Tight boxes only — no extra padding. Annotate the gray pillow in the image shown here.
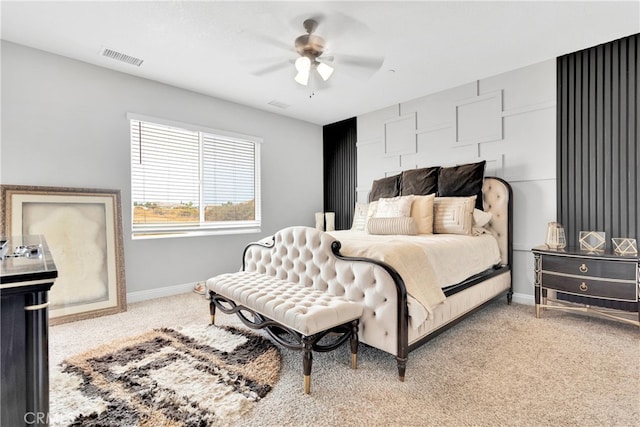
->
[369,174,401,202]
[401,166,440,196]
[437,161,486,209]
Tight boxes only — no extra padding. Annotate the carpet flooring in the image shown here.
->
[50,292,639,426]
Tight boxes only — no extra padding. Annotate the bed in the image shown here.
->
[321,174,513,378]
[236,167,512,379]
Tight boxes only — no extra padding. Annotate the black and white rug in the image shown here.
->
[50,325,281,426]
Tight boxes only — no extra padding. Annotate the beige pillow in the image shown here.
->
[410,194,435,234]
[374,195,414,218]
[368,217,418,235]
[351,203,370,231]
[364,201,378,232]
[433,196,476,235]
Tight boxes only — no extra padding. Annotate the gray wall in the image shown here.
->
[356,59,558,304]
[1,41,323,301]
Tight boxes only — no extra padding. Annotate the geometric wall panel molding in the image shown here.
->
[484,154,505,178]
[454,90,503,146]
[384,113,417,155]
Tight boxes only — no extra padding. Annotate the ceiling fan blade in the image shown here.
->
[243,31,294,52]
[250,61,291,76]
[335,54,384,71]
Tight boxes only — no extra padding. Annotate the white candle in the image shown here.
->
[315,212,324,230]
[325,212,335,231]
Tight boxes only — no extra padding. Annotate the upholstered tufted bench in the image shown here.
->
[206,229,365,394]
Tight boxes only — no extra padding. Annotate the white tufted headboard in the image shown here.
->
[482,177,512,267]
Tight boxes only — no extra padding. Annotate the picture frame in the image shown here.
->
[1,185,126,325]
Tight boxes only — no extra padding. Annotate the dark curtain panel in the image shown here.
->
[557,33,639,247]
[323,117,357,230]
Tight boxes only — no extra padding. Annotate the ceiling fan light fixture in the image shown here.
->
[316,62,334,81]
[295,70,310,86]
[295,56,311,72]
[294,56,311,85]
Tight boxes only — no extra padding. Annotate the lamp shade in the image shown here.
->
[295,56,311,72]
[294,70,309,85]
[294,56,311,85]
[316,62,334,81]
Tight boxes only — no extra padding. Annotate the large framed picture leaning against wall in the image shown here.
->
[1,185,126,325]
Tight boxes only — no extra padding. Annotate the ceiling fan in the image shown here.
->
[247,14,384,88]
[293,18,334,86]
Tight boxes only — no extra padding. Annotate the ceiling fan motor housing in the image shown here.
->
[295,34,325,60]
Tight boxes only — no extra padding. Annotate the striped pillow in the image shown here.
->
[433,196,476,235]
[368,217,418,235]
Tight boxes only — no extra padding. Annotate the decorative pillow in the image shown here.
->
[351,203,370,231]
[410,194,435,234]
[437,161,486,209]
[433,196,476,235]
[364,201,378,232]
[472,208,493,228]
[401,166,440,196]
[374,195,414,218]
[369,173,401,202]
[368,217,418,235]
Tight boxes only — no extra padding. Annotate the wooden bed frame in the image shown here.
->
[238,177,513,380]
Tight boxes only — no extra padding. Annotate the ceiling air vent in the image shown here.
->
[267,100,290,109]
[101,47,144,67]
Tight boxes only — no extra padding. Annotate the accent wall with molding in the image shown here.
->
[356,59,557,303]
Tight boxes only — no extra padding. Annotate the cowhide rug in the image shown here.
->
[49,325,281,426]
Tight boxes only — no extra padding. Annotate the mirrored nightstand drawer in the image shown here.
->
[541,273,637,302]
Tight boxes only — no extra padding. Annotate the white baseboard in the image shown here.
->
[127,282,198,304]
[511,292,534,306]
[126,285,536,307]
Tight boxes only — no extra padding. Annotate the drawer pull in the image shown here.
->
[24,302,50,311]
[579,263,588,273]
[579,282,588,292]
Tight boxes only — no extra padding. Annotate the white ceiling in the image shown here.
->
[2,1,639,126]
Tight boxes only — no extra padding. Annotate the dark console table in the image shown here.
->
[532,245,639,328]
[1,236,57,426]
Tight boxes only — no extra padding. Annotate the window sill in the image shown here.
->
[132,227,262,240]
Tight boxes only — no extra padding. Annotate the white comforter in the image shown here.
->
[327,230,502,326]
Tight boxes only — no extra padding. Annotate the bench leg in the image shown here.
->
[209,297,216,325]
[302,336,314,394]
[350,319,359,370]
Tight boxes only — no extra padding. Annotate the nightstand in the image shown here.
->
[532,245,639,328]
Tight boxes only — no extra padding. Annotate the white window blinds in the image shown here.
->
[129,115,261,238]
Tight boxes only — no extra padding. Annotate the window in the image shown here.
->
[128,114,261,238]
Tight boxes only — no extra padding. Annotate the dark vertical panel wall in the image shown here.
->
[323,117,357,230]
[557,33,639,247]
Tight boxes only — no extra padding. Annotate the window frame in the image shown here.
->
[127,113,262,240]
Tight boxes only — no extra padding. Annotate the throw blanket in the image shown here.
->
[328,231,502,318]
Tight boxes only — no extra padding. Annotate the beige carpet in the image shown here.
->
[50,293,639,427]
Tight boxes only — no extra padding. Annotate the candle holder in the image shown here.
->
[545,222,566,249]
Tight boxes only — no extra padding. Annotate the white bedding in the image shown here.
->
[327,230,502,327]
